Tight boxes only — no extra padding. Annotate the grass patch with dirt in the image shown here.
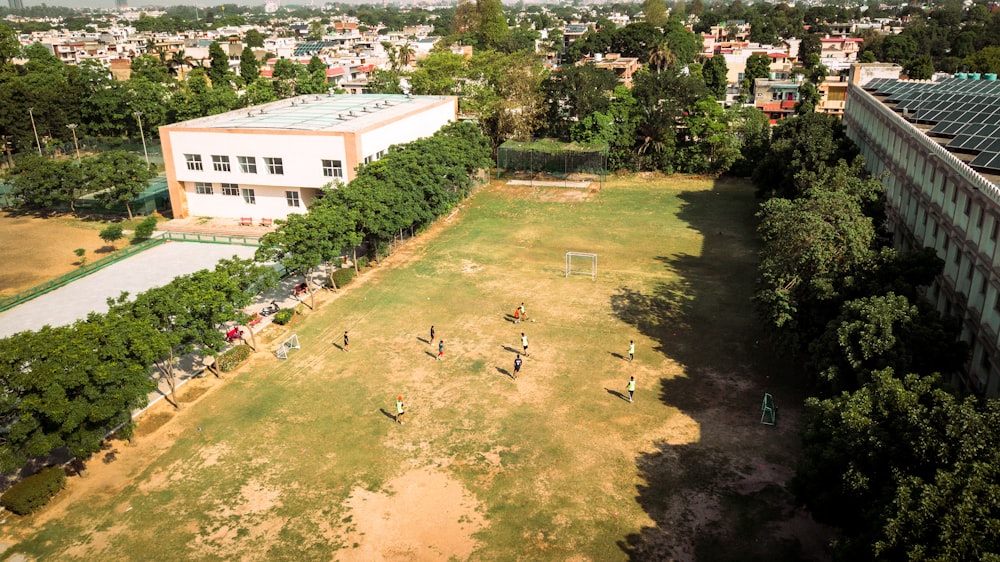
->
[1,176,826,561]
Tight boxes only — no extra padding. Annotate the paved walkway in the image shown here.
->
[0,242,258,339]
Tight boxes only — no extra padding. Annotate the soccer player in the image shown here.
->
[627,376,636,403]
[395,396,405,424]
[430,325,435,343]
[343,331,349,352]
[438,340,444,360]
[521,333,529,356]
[628,340,635,362]
[513,354,522,379]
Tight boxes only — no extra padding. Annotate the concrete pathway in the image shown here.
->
[0,241,257,339]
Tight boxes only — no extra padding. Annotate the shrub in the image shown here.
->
[99,224,124,246]
[331,267,355,288]
[216,344,252,372]
[133,216,158,240]
[272,308,294,325]
[356,256,370,269]
[0,466,67,516]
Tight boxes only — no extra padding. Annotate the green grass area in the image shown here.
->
[6,175,814,560]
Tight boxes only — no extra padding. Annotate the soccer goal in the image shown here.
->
[565,252,597,280]
[276,333,301,360]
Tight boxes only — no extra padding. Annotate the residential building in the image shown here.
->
[817,75,850,117]
[579,53,641,87]
[159,94,458,221]
[843,68,1000,395]
[753,77,802,124]
[818,36,863,72]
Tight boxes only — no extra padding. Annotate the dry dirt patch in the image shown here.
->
[0,212,108,296]
[339,466,486,561]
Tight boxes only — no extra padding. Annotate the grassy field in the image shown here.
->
[1,176,825,561]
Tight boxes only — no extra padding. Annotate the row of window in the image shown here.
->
[193,182,300,207]
[185,154,345,179]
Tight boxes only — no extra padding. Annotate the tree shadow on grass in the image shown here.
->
[610,180,826,561]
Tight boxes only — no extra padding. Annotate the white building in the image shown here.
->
[159,93,458,220]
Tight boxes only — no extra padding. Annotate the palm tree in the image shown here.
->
[647,40,676,74]
[167,49,193,76]
[396,42,415,71]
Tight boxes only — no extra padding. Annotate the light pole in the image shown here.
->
[66,123,80,161]
[133,111,150,166]
[27,107,42,156]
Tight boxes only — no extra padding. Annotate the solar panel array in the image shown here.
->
[863,77,1000,175]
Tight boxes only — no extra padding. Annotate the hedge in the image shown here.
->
[1,466,67,515]
[272,308,294,325]
[217,344,252,372]
[331,267,356,288]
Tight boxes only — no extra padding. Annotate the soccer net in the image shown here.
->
[566,252,597,280]
[276,333,301,360]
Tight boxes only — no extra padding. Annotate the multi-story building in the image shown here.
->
[159,93,457,221]
[843,68,1000,395]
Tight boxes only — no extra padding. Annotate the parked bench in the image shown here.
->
[240,217,253,226]
[293,282,309,296]
[247,313,262,327]
[260,218,273,227]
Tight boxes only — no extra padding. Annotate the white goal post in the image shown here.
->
[276,334,301,360]
[565,252,597,280]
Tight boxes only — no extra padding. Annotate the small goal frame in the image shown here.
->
[565,252,597,280]
[276,333,301,359]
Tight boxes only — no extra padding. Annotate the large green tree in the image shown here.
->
[541,63,618,140]
[88,150,156,220]
[794,370,1000,561]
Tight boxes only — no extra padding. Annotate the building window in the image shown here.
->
[964,198,972,216]
[264,157,284,175]
[322,159,343,178]
[238,156,257,174]
[242,188,256,204]
[185,154,203,171]
[221,183,239,196]
[364,155,373,165]
[954,250,961,265]
[968,261,975,280]
[992,220,999,242]
[981,277,988,295]
[212,155,231,172]
[286,191,301,207]
[978,208,985,229]
[376,150,385,159]
[195,182,213,195]
[952,188,958,204]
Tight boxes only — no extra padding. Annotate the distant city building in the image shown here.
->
[115,0,127,8]
[8,0,23,9]
[159,94,457,220]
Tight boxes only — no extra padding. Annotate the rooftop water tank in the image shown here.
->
[970,73,981,80]
[956,73,967,79]
[986,73,998,81]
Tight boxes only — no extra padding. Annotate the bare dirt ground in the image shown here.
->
[0,212,109,296]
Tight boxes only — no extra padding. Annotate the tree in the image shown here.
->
[643,0,668,27]
[647,40,676,74]
[208,41,230,87]
[0,320,154,473]
[307,19,326,41]
[133,216,158,240]
[702,55,728,100]
[752,112,857,200]
[130,53,172,84]
[88,151,156,220]
[244,29,265,49]
[728,105,770,176]
[239,48,261,84]
[963,46,1000,75]
[570,85,640,171]
[756,189,876,346]
[675,97,740,174]
[799,33,822,67]
[463,50,546,150]
[664,18,702,66]
[409,51,466,95]
[476,0,509,50]
[541,63,618,140]
[793,370,1000,561]
[0,23,22,69]
[367,69,404,94]
[795,81,821,114]
[6,156,88,211]
[99,224,125,249]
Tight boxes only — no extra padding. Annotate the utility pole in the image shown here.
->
[27,107,42,156]
[134,111,150,166]
[66,123,80,161]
